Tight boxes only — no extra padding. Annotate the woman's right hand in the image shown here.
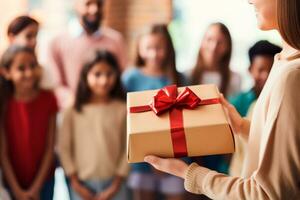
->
[220,94,249,136]
[70,175,94,200]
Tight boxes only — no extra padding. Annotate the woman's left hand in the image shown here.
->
[144,156,189,179]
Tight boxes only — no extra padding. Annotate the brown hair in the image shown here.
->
[135,24,182,86]
[190,22,232,96]
[0,46,38,118]
[74,50,125,112]
[7,15,39,36]
[277,0,300,52]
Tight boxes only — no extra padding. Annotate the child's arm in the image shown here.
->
[69,174,94,200]
[58,109,95,199]
[27,115,56,199]
[0,129,30,200]
[95,114,129,200]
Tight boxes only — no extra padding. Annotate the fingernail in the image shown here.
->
[144,156,154,163]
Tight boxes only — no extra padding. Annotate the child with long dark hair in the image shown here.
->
[58,50,129,200]
[190,22,241,97]
[122,24,186,200]
[187,23,241,183]
[0,46,57,200]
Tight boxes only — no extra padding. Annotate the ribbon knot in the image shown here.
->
[149,85,201,115]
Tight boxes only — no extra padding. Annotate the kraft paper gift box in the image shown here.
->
[127,84,235,163]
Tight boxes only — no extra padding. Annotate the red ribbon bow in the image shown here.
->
[149,85,201,115]
[130,85,220,158]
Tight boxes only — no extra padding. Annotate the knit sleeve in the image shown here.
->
[115,109,130,177]
[57,108,77,176]
[184,69,300,200]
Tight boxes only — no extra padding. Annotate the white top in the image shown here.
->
[201,71,241,97]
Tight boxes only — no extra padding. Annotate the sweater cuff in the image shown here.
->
[63,163,77,177]
[184,163,210,194]
[116,156,130,177]
[116,165,129,178]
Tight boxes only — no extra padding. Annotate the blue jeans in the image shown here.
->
[40,176,55,200]
[71,178,129,200]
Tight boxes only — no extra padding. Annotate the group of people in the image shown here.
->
[1,0,297,200]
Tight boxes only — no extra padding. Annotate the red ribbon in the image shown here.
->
[130,85,220,158]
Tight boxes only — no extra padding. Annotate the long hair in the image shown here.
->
[191,22,232,96]
[0,46,37,118]
[74,50,126,112]
[277,0,300,53]
[7,15,39,36]
[135,24,182,86]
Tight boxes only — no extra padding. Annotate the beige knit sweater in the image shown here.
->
[58,100,129,180]
[184,55,300,200]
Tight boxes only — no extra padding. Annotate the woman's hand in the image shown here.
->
[144,156,189,179]
[220,94,249,136]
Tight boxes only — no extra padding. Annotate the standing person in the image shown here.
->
[48,0,127,108]
[122,24,186,200]
[58,50,129,200]
[187,23,241,186]
[229,40,282,177]
[0,46,58,200]
[145,0,300,199]
[7,15,39,51]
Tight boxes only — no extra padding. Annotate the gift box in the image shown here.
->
[127,84,235,163]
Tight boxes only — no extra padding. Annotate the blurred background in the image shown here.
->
[0,0,281,89]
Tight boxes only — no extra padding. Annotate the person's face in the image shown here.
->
[4,52,40,93]
[248,0,278,30]
[249,55,273,92]
[76,0,103,33]
[200,25,229,68]
[87,61,117,99]
[9,24,38,50]
[139,33,168,69]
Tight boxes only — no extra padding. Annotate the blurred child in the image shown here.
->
[58,50,129,200]
[7,16,39,50]
[122,24,186,200]
[189,22,241,97]
[229,40,282,176]
[0,46,57,200]
[186,24,240,186]
[185,22,239,200]
[229,40,282,117]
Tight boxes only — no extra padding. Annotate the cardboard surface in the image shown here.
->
[127,84,235,163]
